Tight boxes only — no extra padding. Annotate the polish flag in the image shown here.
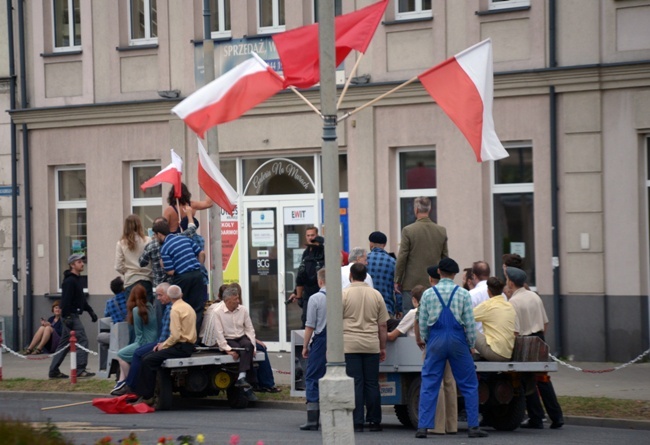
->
[272,0,388,89]
[418,39,509,162]
[172,53,284,138]
[140,149,183,197]
[197,141,238,215]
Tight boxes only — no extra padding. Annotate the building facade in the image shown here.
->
[3,0,650,359]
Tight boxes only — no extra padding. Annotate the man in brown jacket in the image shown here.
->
[394,197,448,312]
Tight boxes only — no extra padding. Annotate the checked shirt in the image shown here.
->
[418,278,476,347]
[367,247,401,315]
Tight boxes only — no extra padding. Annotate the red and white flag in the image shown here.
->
[172,53,284,138]
[273,0,388,89]
[418,39,508,162]
[197,141,238,215]
[140,149,183,197]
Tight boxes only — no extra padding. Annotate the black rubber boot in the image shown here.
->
[299,403,320,431]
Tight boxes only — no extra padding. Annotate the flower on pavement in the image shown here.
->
[230,434,241,445]
[197,434,205,443]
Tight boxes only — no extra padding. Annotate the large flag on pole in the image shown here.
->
[197,141,238,215]
[418,39,508,162]
[273,0,388,89]
[140,149,183,197]
[172,53,284,138]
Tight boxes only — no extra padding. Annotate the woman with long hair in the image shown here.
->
[22,300,62,355]
[115,214,153,301]
[112,284,158,394]
[163,182,213,234]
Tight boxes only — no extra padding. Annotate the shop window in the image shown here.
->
[129,0,157,45]
[396,0,432,20]
[488,0,531,10]
[492,144,535,286]
[56,167,87,282]
[313,0,342,23]
[131,163,163,231]
[53,0,81,50]
[257,0,285,34]
[398,149,437,230]
[210,0,231,38]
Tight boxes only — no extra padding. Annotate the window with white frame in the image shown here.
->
[492,144,535,286]
[129,0,157,45]
[257,0,285,34]
[489,0,531,10]
[398,149,438,232]
[210,0,231,38]
[53,0,81,50]
[131,163,163,232]
[396,0,432,20]
[313,0,342,23]
[56,167,87,282]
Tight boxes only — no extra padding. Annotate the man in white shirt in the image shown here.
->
[469,261,490,333]
[341,247,373,288]
[211,287,257,389]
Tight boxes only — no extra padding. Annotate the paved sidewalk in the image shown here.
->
[2,348,648,402]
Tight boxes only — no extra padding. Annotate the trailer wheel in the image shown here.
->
[226,386,250,409]
[482,393,525,431]
[395,405,413,428]
[406,376,421,429]
[155,369,174,411]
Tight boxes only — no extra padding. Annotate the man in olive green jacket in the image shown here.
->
[394,197,448,312]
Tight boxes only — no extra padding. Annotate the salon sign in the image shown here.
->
[248,159,314,195]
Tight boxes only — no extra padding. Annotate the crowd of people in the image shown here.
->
[295,196,563,438]
[32,190,562,436]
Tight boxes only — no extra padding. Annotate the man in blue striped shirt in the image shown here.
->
[153,218,206,335]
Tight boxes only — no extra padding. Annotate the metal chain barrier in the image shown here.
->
[1,342,70,360]
[74,343,99,356]
[550,348,650,373]
[272,367,291,375]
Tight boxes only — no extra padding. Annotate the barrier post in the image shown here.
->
[0,329,4,381]
[69,330,77,384]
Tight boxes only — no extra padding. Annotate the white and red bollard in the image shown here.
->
[69,330,77,384]
[0,329,4,381]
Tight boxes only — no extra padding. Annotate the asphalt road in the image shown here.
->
[2,392,650,445]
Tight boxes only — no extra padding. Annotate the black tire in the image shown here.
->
[482,393,525,431]
[406,376,421,429]
[155,369,174,411]
[226,386,250,409]
[395,405,413,428]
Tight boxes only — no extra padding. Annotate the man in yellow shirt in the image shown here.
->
[136,285,196,404]
[473,277,516,361]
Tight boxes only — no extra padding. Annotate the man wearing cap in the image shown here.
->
[416,258,487,438]
[49,254,98,379]
[506,267,564,429]
[395,196,448,313]
[366,231,401,318]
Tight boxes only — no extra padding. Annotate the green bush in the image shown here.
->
[0,417,72,445]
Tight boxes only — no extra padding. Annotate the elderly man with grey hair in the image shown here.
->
[341,247,374,288]
[211,287,257,389]
[134,284,196,405]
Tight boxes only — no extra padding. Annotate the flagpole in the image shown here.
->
[175,198,183,232]
[337,74,419,122]
[289,86,323,118]
[203,1,224,296]
[336,53,364,110]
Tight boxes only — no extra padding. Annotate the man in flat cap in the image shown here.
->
[506,267,564,430]
[416,258,487,439]
[49,254,98,379]
[395,196,448,313]
[367,231,401,318]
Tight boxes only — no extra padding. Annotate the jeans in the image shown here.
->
[345,352,381,426]
[255,343,276,389]
[125,342,156,392]
[49,314,89,377]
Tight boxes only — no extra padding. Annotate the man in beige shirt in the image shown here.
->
[343,263,390,433]
[136,285,196,404]
[212,287,257,389]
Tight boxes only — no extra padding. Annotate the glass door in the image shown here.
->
[244,200,316,350]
